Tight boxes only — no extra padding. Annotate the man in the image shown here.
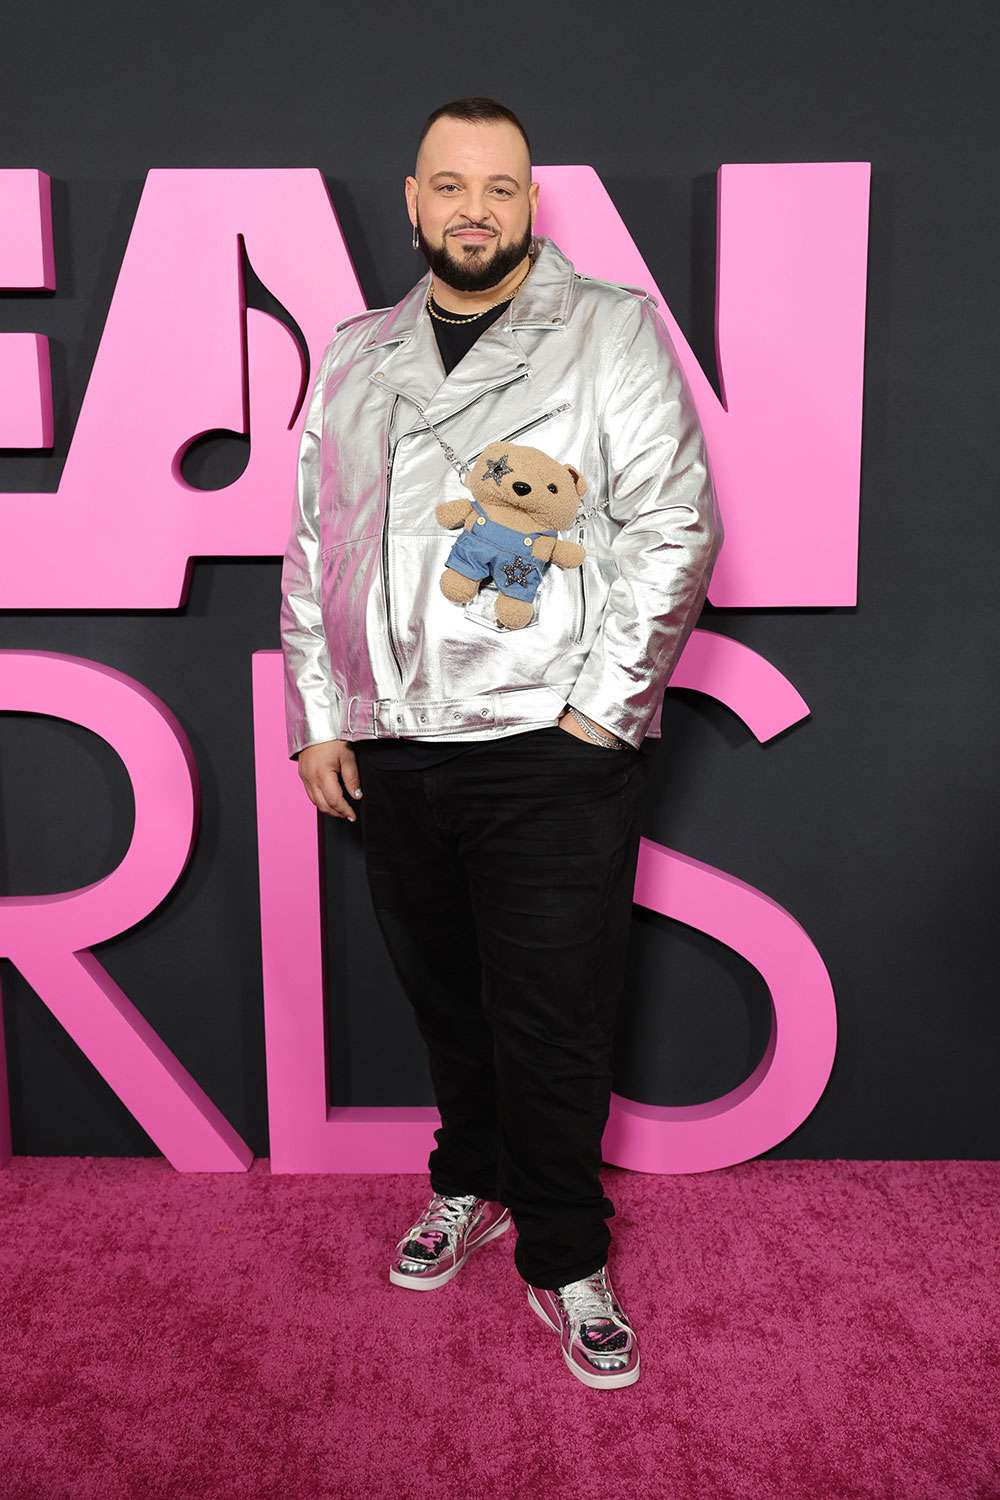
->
[279,96,724,1390]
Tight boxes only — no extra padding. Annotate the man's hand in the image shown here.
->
[297,739,363,821]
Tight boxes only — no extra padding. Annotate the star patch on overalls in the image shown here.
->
[502,554,535,589]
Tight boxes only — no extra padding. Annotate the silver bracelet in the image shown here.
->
[566,704,623,749]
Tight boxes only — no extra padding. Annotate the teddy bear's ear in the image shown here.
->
[565,464,588,499]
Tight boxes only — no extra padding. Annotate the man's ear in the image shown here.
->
[565,464,588,498]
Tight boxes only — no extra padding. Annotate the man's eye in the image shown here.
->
[436,184,513,195]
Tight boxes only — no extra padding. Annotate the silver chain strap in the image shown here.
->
[417,408,474,483]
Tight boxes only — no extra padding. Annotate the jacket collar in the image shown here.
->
[362,234,577,430]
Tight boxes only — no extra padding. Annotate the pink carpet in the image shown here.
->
[1,1159,997,1499]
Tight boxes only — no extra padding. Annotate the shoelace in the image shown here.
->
[399,1192,478,1255]
[557,1266,624,1332]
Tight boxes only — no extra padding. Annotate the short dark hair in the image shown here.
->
[415,97,532,170]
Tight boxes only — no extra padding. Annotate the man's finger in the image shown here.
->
[316,767,357,822]
[338,748,364,801]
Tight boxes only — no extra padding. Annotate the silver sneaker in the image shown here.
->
[389,1191,511,1290]
[527,1264,640,1388]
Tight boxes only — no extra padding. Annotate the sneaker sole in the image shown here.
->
[526,1285,641,1389]
[388,1208,512,1290]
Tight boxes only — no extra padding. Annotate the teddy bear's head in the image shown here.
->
[465,441,588,530]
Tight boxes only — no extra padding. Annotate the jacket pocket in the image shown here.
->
[463,582,541,632]
[389,533,582,701]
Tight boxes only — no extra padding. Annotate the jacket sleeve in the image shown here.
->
[279,342,344,759]
[567,295,724,750]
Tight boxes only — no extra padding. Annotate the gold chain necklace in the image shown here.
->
[426,246,535,324]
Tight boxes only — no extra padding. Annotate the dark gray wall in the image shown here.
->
[1,0,996,1158]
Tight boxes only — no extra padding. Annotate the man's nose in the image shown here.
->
[461,198,494,226]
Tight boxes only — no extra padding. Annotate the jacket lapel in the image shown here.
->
[362,235,577,433]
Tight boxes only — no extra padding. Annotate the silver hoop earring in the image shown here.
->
[412,222,419,249]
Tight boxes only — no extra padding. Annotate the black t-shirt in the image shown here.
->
[429,288,512,376]
[358,289,548,770]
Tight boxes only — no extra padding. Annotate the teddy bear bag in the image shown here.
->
[434,440,589,630]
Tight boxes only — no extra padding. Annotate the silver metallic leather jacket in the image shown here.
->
[279,234,724,758]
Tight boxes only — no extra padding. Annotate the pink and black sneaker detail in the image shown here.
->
[389,1191,511,1290]
[527,1264,640,1388]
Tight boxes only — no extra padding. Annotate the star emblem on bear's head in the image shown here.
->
[481,452,514,487]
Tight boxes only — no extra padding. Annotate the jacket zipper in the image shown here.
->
[381,393,405,689]
[400,368,533,448]
[460,399,574,467]
[574,525,587,642]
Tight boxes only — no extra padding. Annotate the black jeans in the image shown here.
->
[354,724,652,1289]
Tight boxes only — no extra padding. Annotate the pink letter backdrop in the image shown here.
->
[0,161,869,1173]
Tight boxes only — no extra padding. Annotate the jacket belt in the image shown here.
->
[345,685,566,739]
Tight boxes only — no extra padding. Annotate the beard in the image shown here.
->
[415,212,535,293]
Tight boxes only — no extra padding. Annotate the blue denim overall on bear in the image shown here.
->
[444,498,560,604]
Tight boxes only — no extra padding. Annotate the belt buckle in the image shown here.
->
[372,699,394,738]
